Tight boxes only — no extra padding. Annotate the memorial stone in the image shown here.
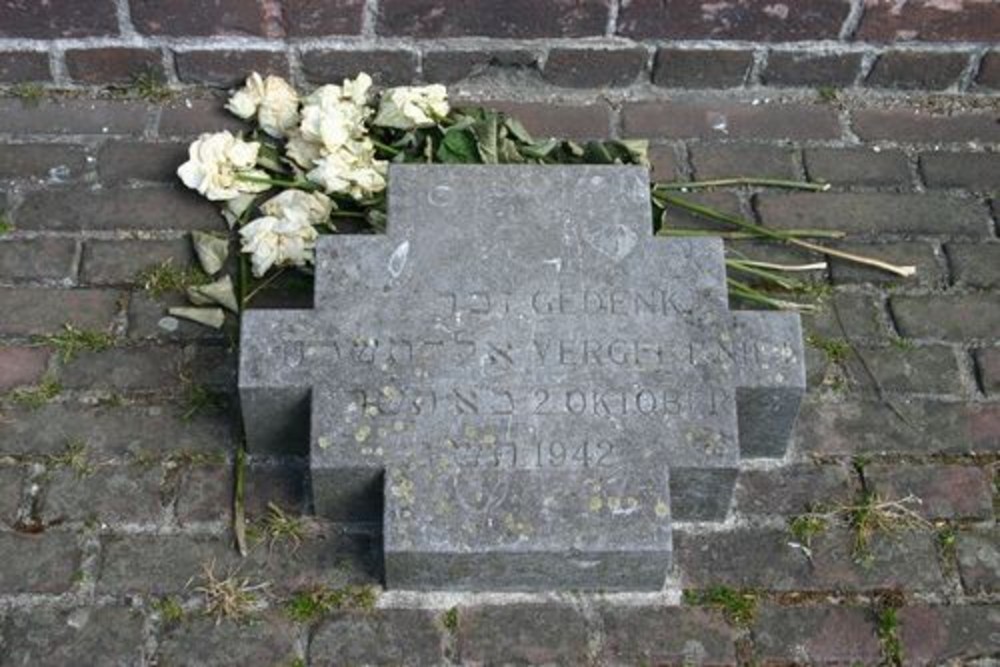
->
[239,165,806,590]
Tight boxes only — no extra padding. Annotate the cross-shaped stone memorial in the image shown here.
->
[239,165,806,591]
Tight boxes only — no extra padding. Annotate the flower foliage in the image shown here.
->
[177,71,648,279]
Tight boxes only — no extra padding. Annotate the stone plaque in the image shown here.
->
[239,165,805,591]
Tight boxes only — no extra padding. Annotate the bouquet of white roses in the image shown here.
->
[173,71,913,327]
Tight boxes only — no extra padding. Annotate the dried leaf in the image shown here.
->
[191,231,229,275]
[187,275,239,313]
[168,306,225,329]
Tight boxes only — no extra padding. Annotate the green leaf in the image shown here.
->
[519,139,559,160]
[583,142,615,164]
[472,112,499,164]
[497,137,525,163]
[503,117,533,144]
[611,139,650,166]
[437,128,481,163]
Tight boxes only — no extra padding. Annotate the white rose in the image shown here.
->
[306,140,386,201]
[261,189,333,228]
[225,72,265,119]
[226,72,300,138]
[177,131,270,201]
[239,213,319,277]
[256,75,300,138]
[373,84,449,130]
[285,130,324,169]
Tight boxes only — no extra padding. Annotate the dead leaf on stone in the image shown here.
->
[191,231,229,275]
[187,275,239,313]
[168,306,225,329]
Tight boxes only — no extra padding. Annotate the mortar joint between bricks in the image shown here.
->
[838,0,867,41]
[605,0,621,38]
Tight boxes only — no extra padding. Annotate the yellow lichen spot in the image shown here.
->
[317,436,332,450]
[354,424,371,443]
[482,433,497,445]
[607,496,621,512]
[393,420,405,432]
[655,500,669,518]
[377,427,388,438]
[381,385,399,400]
[365,405,379,417]
[464,425,478,439]
[589,495,604,512]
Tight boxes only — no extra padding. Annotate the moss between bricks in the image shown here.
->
[682,586,758,627]
[284,584,379,623]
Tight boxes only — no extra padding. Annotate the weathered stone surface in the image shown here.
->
[0,532,80,594]
[793,399,1000,457]
[623,100,840,140]
[892,294,1000,341]
[97,141,189,184]
[0,99,149,135]
[690,143,796,180]
[0,346,50,392]
[0,403,233,458]
[284,0,366,35]
[866,464,993,521]
[311,609,446,664]
[0,238,78,282]
[240,166,805,590]
[43,465,165,524]
[0,0,118,38]
[922,152,1000,192]
[734,464,855,517]
[0,288,120,336]
[0,51,50,82]
[803,147,911,187]
[898,605,1000,665]
[0,143,90,180]
[543,47,646,88]
[859,0,1000,42]
[377,0,609,38]
[762,52,862,87]
[156,613,299,665]
[0,466,23,524]
[59,346,183,391]
[753,605,882,665]
[652,48,753,88]
[97,533,241,595]
[867,51,968,90]
[853,109,1000,144]
[1,606,144,665]
[457,604,588,664]
[977,348,1000,395]
[676,527,946,592]
[956,528,999,594]
[948,244,1000,289]
[599,605,737,665]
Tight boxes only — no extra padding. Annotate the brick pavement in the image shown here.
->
[0,88,997,664]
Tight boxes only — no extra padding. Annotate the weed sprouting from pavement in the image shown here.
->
[33,323,114,362]
[193,560,269,624]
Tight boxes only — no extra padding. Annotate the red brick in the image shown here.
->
[735,464,855,516]
[843,345,963,395]
[97,141,188,185]
[676,527,946,592]
[899,605,1000,665]
[828,242,944,287]
[0,143,89,181]
[0,533,81,594]
[618,0,851,40]
[859,0,1000,42]
[43,466,164,524]
[0,288,119,336]
[458,605,588,664]
[0,238,78,282]
[377,0,610,38]
[921,152,1000,191]
[976,348,1000,395]
[0,52,50,83]
[59,347,183,391]
[0,346,50,392]
[753,606,882,665]
[793,399,1000,457]
[975,51,1000,89]
[690,143,796,179]
[648,143,682,181]
[174,50,289,87]
[454,99,611,140]
[956,529,999,594]
[542,48,646,88]
[81,239,195,286]
[622,100,841,140]
[866,464,993,520]
[853,109,1000,144]
[176,465,232,524]
[422,50,538,83]
[757,192,990,236]
[803,147,910,187]
[284,0,365,35]
[0,0,118,38]
[15,187,222,232]
[300,50,418,87]
[891,294,1000,341]
[600,606,736,665]
[0,99,150,135]
[157,97,248,137]
[652,48,753,88]
[660,191,744,232]
[866,51,968,90]
[64,48,164,85]
[129,0,268,36]
[762,51,862,87]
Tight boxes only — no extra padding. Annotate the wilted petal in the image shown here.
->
[168,306,226,329]
[191,231,230,275]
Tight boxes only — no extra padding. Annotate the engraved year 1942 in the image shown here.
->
[449,438,617,469]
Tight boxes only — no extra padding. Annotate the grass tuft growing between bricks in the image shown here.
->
[177,371,227,422]
[248,502,308,551]
[441,606,459,634]
[0,213,12,235]
[152,596,186,624]
[874,591,905,667]
[806,333,850,364]
[6,375,61,409]
[127,68,172,103]
[32,323,115,363]
[138,259,209,298]
[194,560,269,624]
[9,82,44,103]
[46,439,94,478]
[682,586,758,627]
[285,584,379,623]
